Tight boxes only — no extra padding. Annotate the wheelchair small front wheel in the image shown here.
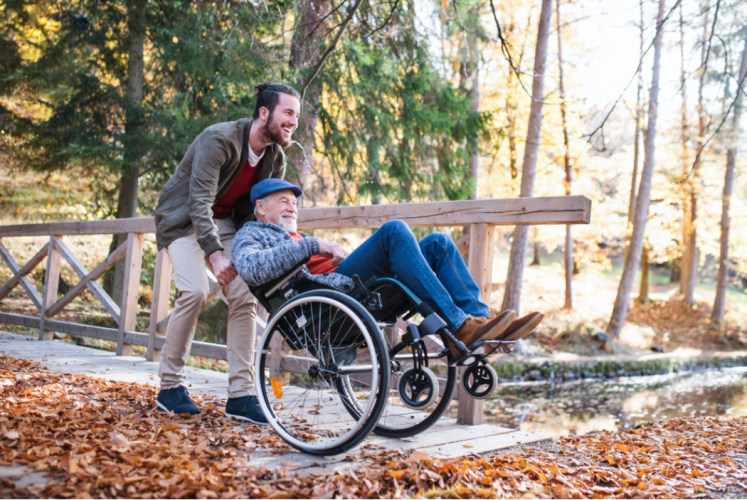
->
[398,366,439,410]
[255,291,390,456]
[462,362,497,399]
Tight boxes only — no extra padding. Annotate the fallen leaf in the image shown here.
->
[271,377,283,399]
[388,470,405,480]
[110,430,131,450]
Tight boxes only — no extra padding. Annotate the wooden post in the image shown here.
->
[117,232,144,356]
[457,223,495,425]
[39,236,63,341]
[147,248,171,362]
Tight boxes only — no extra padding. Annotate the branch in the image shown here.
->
[363,0,400,38]
[488,0,531,96]
[300,0,365,101]
[582,0,684,150]
[687,0,721,171]
[685,68,747,179]
[294,0,347,49]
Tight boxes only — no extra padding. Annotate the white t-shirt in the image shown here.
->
[248,146,265,166]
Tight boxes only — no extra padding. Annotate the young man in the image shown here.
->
[153,84,301,424]
[231,179,544,353]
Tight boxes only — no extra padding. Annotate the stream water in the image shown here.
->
[457,367,747,438]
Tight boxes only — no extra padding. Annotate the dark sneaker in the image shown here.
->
[156,386,200,415]
[225,395,269,425]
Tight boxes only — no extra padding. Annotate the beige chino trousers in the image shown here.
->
[158,218,257,398]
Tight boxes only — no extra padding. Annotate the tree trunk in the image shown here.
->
[502,0,553,313]
[684,0,716,304]
[627,0,645,246]
[286,0,330,198]
[504,10,533,186]
[678,2,692,291]
[556,0,572,309]
[713,35,746,322]
[638,244,650,304]
[506,69,519,183]
[531,237,541,266]
[468,68,479,200]
[459,18,480,201]
[670,256,681,282]
[109,0,147,305]
[607,0,666,341]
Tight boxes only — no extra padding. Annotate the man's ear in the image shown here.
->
[256,201,265,216]
[258,106,269,123]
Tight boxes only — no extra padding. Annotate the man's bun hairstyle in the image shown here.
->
[252,83,301,119]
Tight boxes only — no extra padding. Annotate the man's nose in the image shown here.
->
[288,115,298,129]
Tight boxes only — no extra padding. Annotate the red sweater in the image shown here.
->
[212,160,260,219]
[289,232,339,275]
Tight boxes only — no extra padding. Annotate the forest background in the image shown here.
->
[1,0,746,356]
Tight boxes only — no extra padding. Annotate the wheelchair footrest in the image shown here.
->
[448,339,516,367]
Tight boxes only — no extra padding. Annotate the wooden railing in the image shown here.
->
[0,195,591,424]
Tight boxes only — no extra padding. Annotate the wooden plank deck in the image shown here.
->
[0,331,550,473]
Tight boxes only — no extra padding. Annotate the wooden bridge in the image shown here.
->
[0,195,591,427]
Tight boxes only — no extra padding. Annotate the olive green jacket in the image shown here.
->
[154,119,286,255]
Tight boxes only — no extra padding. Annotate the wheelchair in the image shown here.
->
[250,260,516,456]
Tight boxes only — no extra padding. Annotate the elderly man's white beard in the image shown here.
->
[276,212,298,232]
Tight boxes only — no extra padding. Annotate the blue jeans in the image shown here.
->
[336,220,489,331]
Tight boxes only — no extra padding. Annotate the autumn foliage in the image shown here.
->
[1,354,746,499]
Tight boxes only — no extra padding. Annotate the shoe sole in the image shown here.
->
[155,400,200,416]
[502,313,544,341]
[481,311,517,342]
[225,411,270,426]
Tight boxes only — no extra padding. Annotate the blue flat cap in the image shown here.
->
[250,178,303,207]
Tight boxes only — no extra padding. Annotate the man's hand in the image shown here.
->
[318,239,347,266]
[208,250,238,286]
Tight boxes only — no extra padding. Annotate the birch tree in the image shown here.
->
[683,0,718,304]
[627,0,645,244]
[712,32,747,324]
[502,0,554,313]
[607,0,667,343]
[556,0,573,309]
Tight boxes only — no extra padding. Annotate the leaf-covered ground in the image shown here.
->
[2,353,747,499]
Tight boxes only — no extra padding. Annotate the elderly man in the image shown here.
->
[153,84,300,424]
[232,179,544,357]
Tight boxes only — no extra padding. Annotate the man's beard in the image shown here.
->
[276,212,298,232]
[261,111,292,148]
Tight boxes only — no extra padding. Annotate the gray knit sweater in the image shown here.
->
[232,222,355,293]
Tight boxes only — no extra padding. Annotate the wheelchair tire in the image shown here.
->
[255,290,390,456]
[337,331,458,439]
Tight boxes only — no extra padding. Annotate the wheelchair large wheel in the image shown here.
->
[255,290,390,456]
[337,328,457,438]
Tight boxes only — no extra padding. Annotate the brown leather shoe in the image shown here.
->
[499,312,544,341]
[450,310,516,355]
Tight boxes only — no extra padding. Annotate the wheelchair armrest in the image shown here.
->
[252,257,310,300]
